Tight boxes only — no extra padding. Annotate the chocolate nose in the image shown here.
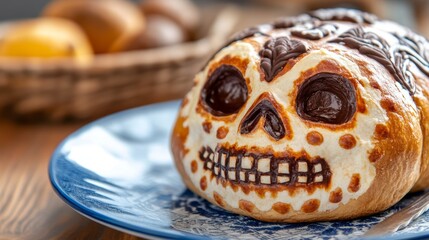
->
[240,99,286,140]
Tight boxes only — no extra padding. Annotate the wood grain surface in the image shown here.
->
[0,120,143,240]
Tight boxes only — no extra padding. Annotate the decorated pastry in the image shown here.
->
[43,0,145,54]
[171,8,429,222]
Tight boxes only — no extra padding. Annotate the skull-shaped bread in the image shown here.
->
[171,8,429,222]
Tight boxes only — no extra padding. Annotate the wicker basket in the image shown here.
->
[0,6,238,121]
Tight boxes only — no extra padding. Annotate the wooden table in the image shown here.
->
[0,119,143,240]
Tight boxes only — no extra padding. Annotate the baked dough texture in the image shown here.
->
[171,8,429,222]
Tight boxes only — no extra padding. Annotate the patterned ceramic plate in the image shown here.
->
[49,101,429,240]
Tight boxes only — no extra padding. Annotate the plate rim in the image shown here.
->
[48,100,429,240]
[49,100,208,240]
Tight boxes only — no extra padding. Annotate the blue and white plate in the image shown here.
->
[49,101,429,240]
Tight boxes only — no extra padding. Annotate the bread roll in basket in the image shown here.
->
[0,7,237,120]
[171,8,429,222]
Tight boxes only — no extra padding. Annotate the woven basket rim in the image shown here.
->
[0,6,239,72]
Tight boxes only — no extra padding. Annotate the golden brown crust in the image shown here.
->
[411,74,429,191]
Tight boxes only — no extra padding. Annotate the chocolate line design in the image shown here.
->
[329,27,428,95]
[291,22,339,40]
[199,146,331,186]
[391,33,429,90]
[259,37,307,82]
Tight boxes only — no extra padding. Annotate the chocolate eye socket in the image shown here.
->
[201,65,248,116]
[296,72,356,124]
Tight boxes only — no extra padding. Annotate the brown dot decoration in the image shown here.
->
[296,73,356,125]
[306,131,324,145]
[239,200,255,213]
[374,124,389,140]
[368,148,382,163]
[348,174,361,192]
[202,121,212,134]
[213,192,225,207]
[357,101,367,114]
[272,202,291,214]
[191,160,198,173]
[301,199,320,213]
[201,65,248,116]
[380,98,397,112]
[329,187,343,203]
[200,176,207,191]
[216,126,229,139]
[339,134,357,149]
[370,81,380,90]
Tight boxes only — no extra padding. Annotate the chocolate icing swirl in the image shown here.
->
[291,22,338,40]
[329,27,429,95]
[259,37,307,82]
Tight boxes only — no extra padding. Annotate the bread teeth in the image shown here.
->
[249,173,256,182]
[277,176,290,183]
[298,161,308,173]
[314,174,323,183]
[260,175,271,184]
[214,152,219,164]
[229,156,237,168]
[278,162,290,174]
[241,156,254,169]
[202,149,209,159]
[206,161,213,169]
[200,146,329,186]
[257,158,271,173]
[214,166,220,176]
[220,153,227,166]
[298,175,308,183]
[228,171,236,180]
[239,171,246,181]
[313,163,322,173]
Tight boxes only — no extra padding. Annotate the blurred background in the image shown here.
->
[0,0,426,32]
[0,0,428,121]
